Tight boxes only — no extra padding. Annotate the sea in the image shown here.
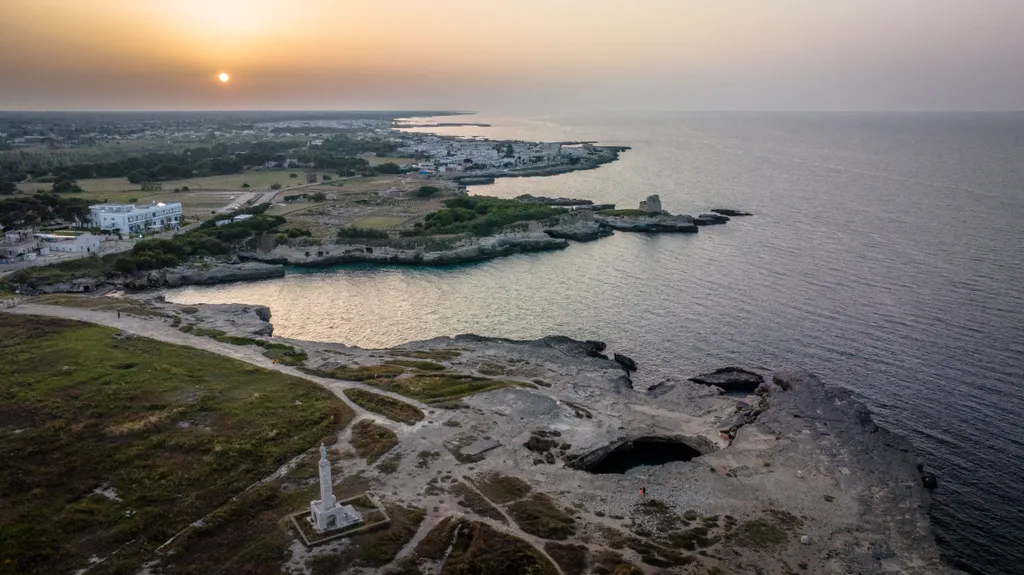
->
[165,112,1024,574]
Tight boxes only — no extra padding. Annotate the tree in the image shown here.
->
[322,174,332,181]
[270,183,282,190]
[289,173,298,179]
[242,183,250,188]
[181,186,190,191]
[415,185,440,198]
[311,192,327,202]
[52,178,83,194]
[374,162,401,175]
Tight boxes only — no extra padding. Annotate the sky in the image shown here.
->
[2,0,1023,112]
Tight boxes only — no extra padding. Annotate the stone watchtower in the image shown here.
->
[310,444,363,533]
[639,194,662,213]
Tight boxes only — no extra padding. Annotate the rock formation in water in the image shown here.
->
[690,366,765,392]
[595,212,700,233]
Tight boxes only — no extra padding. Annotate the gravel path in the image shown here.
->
[2,303,432,416]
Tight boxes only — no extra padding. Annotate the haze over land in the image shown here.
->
[2,0,1024,111]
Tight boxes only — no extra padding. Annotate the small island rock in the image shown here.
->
[690,367,765,393]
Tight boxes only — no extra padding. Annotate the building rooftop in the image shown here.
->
[90,201,182,213]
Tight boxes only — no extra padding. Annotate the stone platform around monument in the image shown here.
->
[289,492,391,547]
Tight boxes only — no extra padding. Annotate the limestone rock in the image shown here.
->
[696,213,730,225]
[542,210,613,242]
[614,353,638,372]
[243,233,569,267]
[711,208,753,217]
[187,303,275,336]
[595,213,699,233]
[515,194,593,206]
[689,367,765,393]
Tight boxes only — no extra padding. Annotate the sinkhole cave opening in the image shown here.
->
[582,437,705,474]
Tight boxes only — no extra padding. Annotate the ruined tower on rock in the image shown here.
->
[639,194,662,213]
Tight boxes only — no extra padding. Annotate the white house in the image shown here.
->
[1,229,38,261]
[89,202,183,235]
[40,233,101,254]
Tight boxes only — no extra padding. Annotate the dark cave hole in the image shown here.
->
[584,437,704,474]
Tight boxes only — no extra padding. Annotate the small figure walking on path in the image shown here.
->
[639,487,646,497]
[117,311,121,318]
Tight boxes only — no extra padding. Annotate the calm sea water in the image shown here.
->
[167,112,1024,574]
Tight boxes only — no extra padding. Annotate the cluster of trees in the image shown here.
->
[274,227,312,246]
[419,196,565,237]
[373,162,403,175]
[336,227,388,239]
[0,193,91,228]
[114,211,285,273]
[415,185,440,198]
[317,136,398,157]
[0,175,17,195]
[0,133,401,185]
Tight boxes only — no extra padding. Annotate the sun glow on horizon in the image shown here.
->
[218,72,230,83]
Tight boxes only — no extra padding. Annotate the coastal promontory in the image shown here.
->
[0,298,959,574]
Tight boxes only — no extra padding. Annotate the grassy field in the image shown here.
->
[343,388,425,425]
[21,170,313,195]
[20,177,134,194]
[14,185,256,218]
[366,156,416,166]
[0,314,354,575]
[27,294,169,317]
[350,216,408,229]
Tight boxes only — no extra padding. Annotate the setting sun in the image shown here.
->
[218,72,230,83]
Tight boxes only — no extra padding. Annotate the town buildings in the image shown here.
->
[89,202,183,235]
[38,233,101,253]
[1,229,38,262]
[0,230,102,263]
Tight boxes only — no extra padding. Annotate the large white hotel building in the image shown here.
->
[89,202,183,235]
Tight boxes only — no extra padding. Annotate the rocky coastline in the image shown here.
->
[8,261,285,296]
[240,232,569,267]
[595,212,700,233]
[88,299,958,574]
[449,145,630,185]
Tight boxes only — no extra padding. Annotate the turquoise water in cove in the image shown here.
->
[166,112,1024,574]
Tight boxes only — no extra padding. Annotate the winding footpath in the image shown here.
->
[2,303,434,416]
[2,302,572,574]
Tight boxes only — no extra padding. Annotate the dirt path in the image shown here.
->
[1,303,434,415]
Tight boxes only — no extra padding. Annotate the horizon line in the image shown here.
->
[2,108,1024,115]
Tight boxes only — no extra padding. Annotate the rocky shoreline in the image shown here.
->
[449,145,630,185]
[102,299,958,574]
[240,232,569,267]
[8,261,285,295]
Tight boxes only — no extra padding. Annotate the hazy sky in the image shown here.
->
[2,0,1023,111]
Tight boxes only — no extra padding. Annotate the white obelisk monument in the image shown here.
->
[310,444,363,533]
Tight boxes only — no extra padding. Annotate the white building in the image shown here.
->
[39,233,101,254]
[310,444,363,533]
[1,230,38,261]
[89,202,183,235]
